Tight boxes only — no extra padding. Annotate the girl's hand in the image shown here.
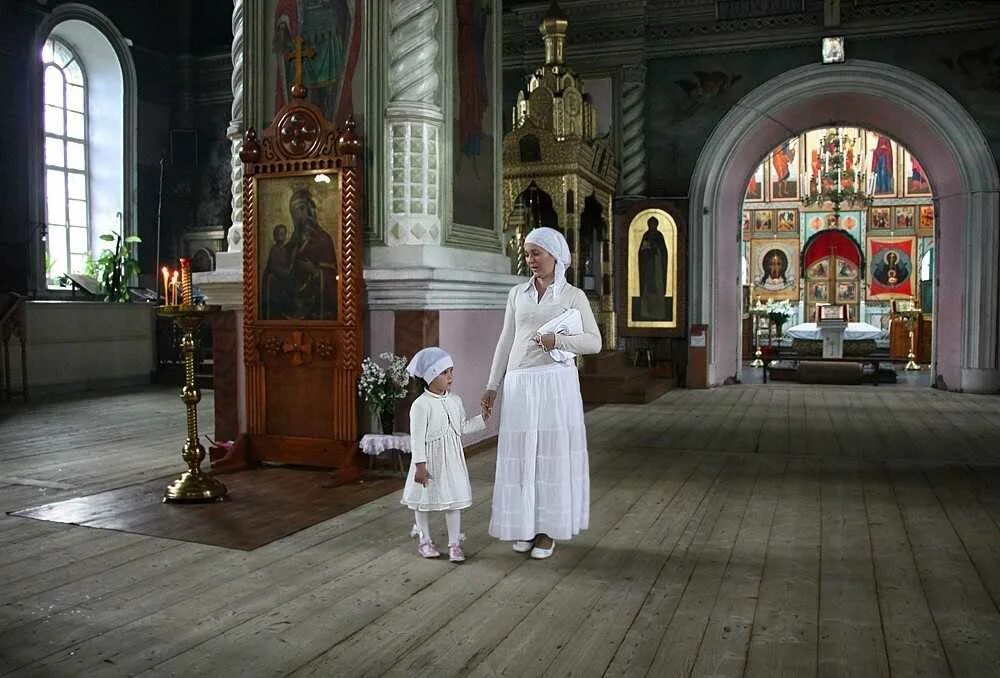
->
[538,333,556,351]
[480,389,497,417]
[414,463,431,486]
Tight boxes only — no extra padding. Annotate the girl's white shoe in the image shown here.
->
[512,540,533,553]
[530,541,555,559]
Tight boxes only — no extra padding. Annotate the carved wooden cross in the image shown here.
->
[287,36,316,92]
[282,331,313,366]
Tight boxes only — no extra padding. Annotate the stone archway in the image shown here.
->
[689,59,1000,393]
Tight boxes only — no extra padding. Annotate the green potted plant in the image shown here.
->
[91,232,142,303]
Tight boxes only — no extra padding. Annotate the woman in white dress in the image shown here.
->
[481,227,602,559]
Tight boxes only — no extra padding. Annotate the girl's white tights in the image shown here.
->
[413,509,462,545]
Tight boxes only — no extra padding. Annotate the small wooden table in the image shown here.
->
[359,433,411,478]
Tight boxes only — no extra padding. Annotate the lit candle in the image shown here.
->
[179,258,192,306]
[170,270,179,306]
[161,267,170,305]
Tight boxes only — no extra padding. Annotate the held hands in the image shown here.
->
[414,462,432,487]
[480,389,497,420]
[532,333,556,351]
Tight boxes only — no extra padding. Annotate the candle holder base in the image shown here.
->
[905,353,921,371]
[750,347,764,368]
[163,467,228,502]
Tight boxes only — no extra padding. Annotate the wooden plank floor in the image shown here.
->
[2,384,1000,676]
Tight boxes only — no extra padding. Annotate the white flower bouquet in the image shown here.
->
[765,299,794,335]
[357,352,410,432]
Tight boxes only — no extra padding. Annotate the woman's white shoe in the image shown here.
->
[512,540,533,553]
[530,541,555,559]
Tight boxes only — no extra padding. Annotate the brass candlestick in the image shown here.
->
[897,308,922,371]
[749,303,766,368]
[905,330,920,371]
[157,304,227,502]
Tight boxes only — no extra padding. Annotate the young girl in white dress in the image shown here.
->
[402,347,487,562]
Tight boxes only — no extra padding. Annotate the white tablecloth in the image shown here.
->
[359,433,411,456]
[784,322,885,341]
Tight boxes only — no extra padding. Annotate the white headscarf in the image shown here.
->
[524,227,571,288]
[406,347,454,384]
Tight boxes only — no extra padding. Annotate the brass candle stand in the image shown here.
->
[896,309,922,371]
[749,303,767,368]
[157,303,227,502]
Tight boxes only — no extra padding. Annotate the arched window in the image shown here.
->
[43,37,89,284]
[39,13,132,291]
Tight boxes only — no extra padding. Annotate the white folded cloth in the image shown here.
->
[535,308,584,363]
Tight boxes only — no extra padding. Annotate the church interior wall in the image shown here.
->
[8,300,155,394]
[438,309,504,445]
[0,0,232,295]
[644,27,1000,198]
[689,62,998,391]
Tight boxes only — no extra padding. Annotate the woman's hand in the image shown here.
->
[535,333,556,351]
[414,462,432,486]
[480,389,497,418]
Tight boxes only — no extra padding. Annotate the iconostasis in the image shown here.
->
[741,126,935,329]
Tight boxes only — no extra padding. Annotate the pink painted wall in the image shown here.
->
[366,310,395,358]
[440,309,505,445]
[712,92,969,387]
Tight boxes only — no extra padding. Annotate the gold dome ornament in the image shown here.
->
[540,1,569,69]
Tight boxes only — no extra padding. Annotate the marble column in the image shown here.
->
[225,0,245,259]
[619,64,647,197]
[385,0,443,246]
[193,0,247,441]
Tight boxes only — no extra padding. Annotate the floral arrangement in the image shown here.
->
[765,299,794,332]
[357,352,410,430]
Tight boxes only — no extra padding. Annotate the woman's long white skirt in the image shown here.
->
[488,362,590,541]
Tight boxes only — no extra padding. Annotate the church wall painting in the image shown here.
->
[742,210,751,241]
[621,30,1000,198]
[256,174,342,321]
[903,149,932,197]
[893,205,916,232]
[869,206,892,231]
[776,208,798,233]
[836,280,859,303]
[750,238,799,302]
[918,204,934,236]
[753,209,774,234]
[453,0,496,230]
[805,212,827,235]
[770,137,798,200]
[803,209,860,242]
[744,161,764,202]
[864,130,898,197]
[626,208,678,329]
[835,211,861,241]
[867,236,916,300]
[265,0,364,126]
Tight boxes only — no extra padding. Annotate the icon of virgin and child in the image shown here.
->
[262,187,339,320]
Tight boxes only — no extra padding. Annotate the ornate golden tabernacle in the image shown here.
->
[502,1,619,348]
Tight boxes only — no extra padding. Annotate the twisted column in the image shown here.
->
[620,64,647,197]
[226,0,245,252]
[389,0,440,103]
[385,0,443,245]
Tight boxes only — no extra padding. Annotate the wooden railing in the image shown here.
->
[0,293,27,401]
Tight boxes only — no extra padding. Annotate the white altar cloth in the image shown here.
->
[784,322,885,341]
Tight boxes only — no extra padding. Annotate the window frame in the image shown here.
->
[42,36,93,288]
